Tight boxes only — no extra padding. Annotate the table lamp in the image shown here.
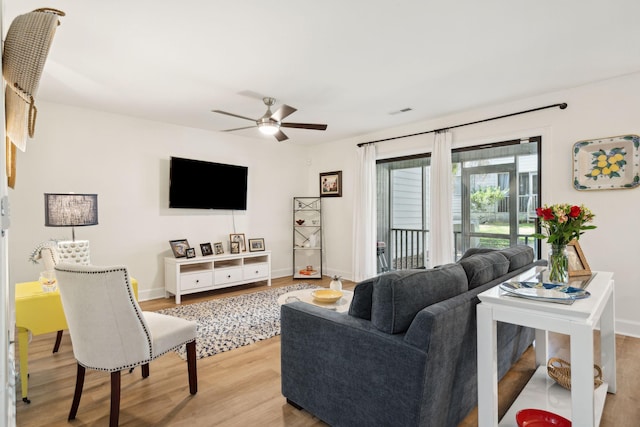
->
[44,193,98,264]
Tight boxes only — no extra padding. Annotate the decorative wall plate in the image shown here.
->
[573,134,640,190]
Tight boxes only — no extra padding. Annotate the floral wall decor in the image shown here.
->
[573,134,640,190]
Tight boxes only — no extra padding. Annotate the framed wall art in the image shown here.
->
[248,238,265,252]
[200,242,213,256]
[573,134,640,191]
[567,240,591,277]
[169,239,190,258]
[320,170,342,197]
[229,233,246,252]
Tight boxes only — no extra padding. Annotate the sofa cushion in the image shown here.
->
[498,245,534,272]
[348,277,376,320]
[371,264,468,334]
[458,247,496,260]
[457,251,509,289]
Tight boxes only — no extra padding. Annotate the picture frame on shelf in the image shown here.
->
[169,239,190,258]
[185,248,196,259]
[230,241,240,254]
[248,238,265,252]
[213,242,224,255]
[200,242,213,256]
[320,171,342,197]
[567,240,591,277]
[229,233,246,252]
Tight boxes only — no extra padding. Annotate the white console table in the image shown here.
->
[165,251,271,304]
[477,268,616,427]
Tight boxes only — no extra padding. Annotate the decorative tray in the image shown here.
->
[499,281,590,304]
[573,134,640,190]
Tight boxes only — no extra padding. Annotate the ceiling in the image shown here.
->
[4,1,640,145]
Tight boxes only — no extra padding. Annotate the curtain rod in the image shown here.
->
[356,102,567,147]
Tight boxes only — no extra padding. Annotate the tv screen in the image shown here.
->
[169,157,248,210]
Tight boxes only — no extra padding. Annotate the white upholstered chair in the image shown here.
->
[54,264,197,426]
[40,243,89,352]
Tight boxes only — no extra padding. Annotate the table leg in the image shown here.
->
[477,304,499,427]
[17,327,30,403]
[570,322,595,426]
[600,288,617,393]
[534,328,548,367]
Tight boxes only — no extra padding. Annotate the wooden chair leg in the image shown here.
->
[53,330,63,353]
[141,363,149,378]
[110,371,121,427]
[68,363,85,420]
[186,340,197,395]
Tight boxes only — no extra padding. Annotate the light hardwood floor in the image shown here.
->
[15,276,640,426]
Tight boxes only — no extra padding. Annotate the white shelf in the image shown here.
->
[165,251,271,304]
[498,366,608,426]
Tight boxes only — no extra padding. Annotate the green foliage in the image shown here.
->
[470,186,505,212]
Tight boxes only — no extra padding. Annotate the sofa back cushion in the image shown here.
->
[370,264,468,334]
[498,245,534,271]
[457,251,509,289]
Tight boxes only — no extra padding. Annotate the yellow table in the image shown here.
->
[15,278,138,403]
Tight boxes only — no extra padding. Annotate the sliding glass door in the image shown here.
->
[377,137,540,273]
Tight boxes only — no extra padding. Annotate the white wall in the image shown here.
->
[10,72,640,337]
[9,102,310,300]
[311,72,640,337]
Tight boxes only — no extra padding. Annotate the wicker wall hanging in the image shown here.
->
[2,8,65,187]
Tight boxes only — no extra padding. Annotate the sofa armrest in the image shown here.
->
[280,302,428,426]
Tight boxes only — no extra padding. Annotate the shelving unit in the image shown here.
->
[293,197,322,279]
[165,251,271,304]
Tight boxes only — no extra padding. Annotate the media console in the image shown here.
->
[164,251,271,304]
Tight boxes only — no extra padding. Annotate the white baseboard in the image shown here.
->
[615,319,640,338]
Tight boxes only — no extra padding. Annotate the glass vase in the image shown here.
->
[548,244,569,284]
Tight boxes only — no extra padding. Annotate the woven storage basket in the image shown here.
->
[547,357,603,390]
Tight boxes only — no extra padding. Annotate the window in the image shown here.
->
[376,137,541,272]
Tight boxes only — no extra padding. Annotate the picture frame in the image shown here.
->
[248,238,265,252]
[320,171,342,197]
[230,241,240,254]
[567,240,591,277]
[169,239,190,258]
[200,242,213,256]
[213,242,224,255]
[229,233,246,252]
[185,248,196,259]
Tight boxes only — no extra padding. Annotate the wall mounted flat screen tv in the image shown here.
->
[169,156,248,210]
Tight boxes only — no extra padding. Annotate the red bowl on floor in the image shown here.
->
[516,409,571,427]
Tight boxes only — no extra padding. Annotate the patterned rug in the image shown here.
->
[156,283,320,359]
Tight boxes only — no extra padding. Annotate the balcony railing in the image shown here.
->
[383,228,539,272]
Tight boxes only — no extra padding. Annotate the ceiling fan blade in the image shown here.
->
[270,104,297,122]
[211,110,257,122]
[222,126,257,132]
[274,130,289,142]
[281,122,328,131]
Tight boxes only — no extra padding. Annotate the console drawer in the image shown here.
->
[180,272,212,290]
[214,267,243,285]
[243,263,269,280]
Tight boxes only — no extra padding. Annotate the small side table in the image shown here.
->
[278,289,353,313]
[476,269,616,427]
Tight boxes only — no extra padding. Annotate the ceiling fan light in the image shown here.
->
[258,122,279,135]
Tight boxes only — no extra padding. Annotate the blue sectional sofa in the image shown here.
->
[281,245,545,427]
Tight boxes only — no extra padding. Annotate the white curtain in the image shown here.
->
[352,144,377,282]
[429,130,454,267]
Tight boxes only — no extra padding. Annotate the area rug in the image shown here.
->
[156,283,320,360]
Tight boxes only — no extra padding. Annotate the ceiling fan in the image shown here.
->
[212,97,327,142]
